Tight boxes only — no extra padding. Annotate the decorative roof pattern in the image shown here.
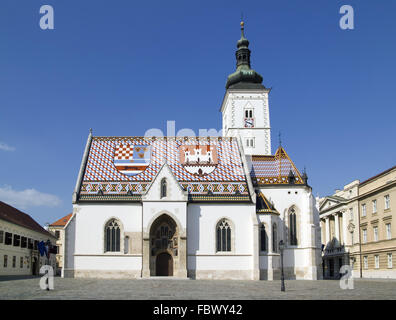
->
[79,136,250,201]
[250,147,304,185]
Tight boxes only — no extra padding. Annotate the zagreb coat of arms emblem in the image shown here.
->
[179,145,218,176]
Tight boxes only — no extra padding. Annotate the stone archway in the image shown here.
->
[149,214,178,276]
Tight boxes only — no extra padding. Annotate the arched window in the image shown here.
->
[105,219,121,252]
[260,224,267,251]
[161,178,167,198]
[216,219,232,252]
[272,223,277,253]
[289,208,298,245]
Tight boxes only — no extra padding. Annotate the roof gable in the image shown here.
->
[142,163,188,201]
[250,146,305,185]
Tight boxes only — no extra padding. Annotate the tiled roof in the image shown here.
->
[49,213,72,227]
[250,147,304,185]
[78,136,250,201]
[256,192,279,214]
[0,201,54,237]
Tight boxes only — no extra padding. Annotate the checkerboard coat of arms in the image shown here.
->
[114,144,151,176]
[179,144,218,176]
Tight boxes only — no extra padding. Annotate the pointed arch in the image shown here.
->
[272,223,278,253]
[160,178,167,198]
[288,207,298,245]
[260,223,268,252]
[104,218,123,253]
[216,218,234,252]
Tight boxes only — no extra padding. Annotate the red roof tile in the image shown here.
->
[49,213,72,227]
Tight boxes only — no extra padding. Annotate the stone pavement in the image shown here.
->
[0,276,395,300]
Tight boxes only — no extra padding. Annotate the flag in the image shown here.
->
[38,241,46,256]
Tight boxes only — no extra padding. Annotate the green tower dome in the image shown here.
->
[225,21,265,90]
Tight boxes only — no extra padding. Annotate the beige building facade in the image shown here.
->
[319,165,396,279]
[0,201,57,276]
[48,213,72,276]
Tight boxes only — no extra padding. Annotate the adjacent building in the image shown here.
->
[319,165,396,279]
[48,213,72,275]
[0,201,57,276]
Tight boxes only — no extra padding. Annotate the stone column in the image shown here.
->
[335,213,340,246]
[142,236,150,278]
[325,217,331,244]
[177,235,188,278]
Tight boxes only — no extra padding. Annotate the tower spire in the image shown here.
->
[225,20,264,89]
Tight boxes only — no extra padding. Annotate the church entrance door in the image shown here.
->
[156,252,173,276]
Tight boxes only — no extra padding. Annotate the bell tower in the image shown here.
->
[220,21,271,156]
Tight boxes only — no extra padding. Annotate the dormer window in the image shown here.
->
[161,178,167,198]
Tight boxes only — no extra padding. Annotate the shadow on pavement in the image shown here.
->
[0,275,41,282]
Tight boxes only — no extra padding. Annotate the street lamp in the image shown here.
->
[279,240,285,292]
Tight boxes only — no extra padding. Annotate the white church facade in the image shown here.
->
[62,22,322,280]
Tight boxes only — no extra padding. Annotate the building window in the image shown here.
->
[372,200,377,214]
[3,255,7,268]
[362,229,367,243]
[289,208,298,246]
[374,255,379,269]
[246,138,254,148]
[0,230,3,243]
[12,256,16,268]
[55,231,60,239]
[160,178,167,198]
[216,219,232,252]
[386,223,391,240]
[105,219,121,252]
[363,256,368,269]
[13,234,20,247]
[361,204,366,217]
[28,238,33,249]
[385,195,390,210]
[20,257,23,268]
[373,226,378,242]
[260,224,267,252]
[5,232,12,245]
[21,237,27,248]
[272,224,278,253]
[349,208,353,221]
[245,109,253,118]
[388,253,393,269]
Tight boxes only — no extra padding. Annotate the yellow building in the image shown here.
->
[48,213,72,275]
[0,201,57,276]
[319,166,396,279]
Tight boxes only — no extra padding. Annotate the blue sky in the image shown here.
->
[0,0,395,226]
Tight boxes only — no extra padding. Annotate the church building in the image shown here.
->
[63,22,322,280]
